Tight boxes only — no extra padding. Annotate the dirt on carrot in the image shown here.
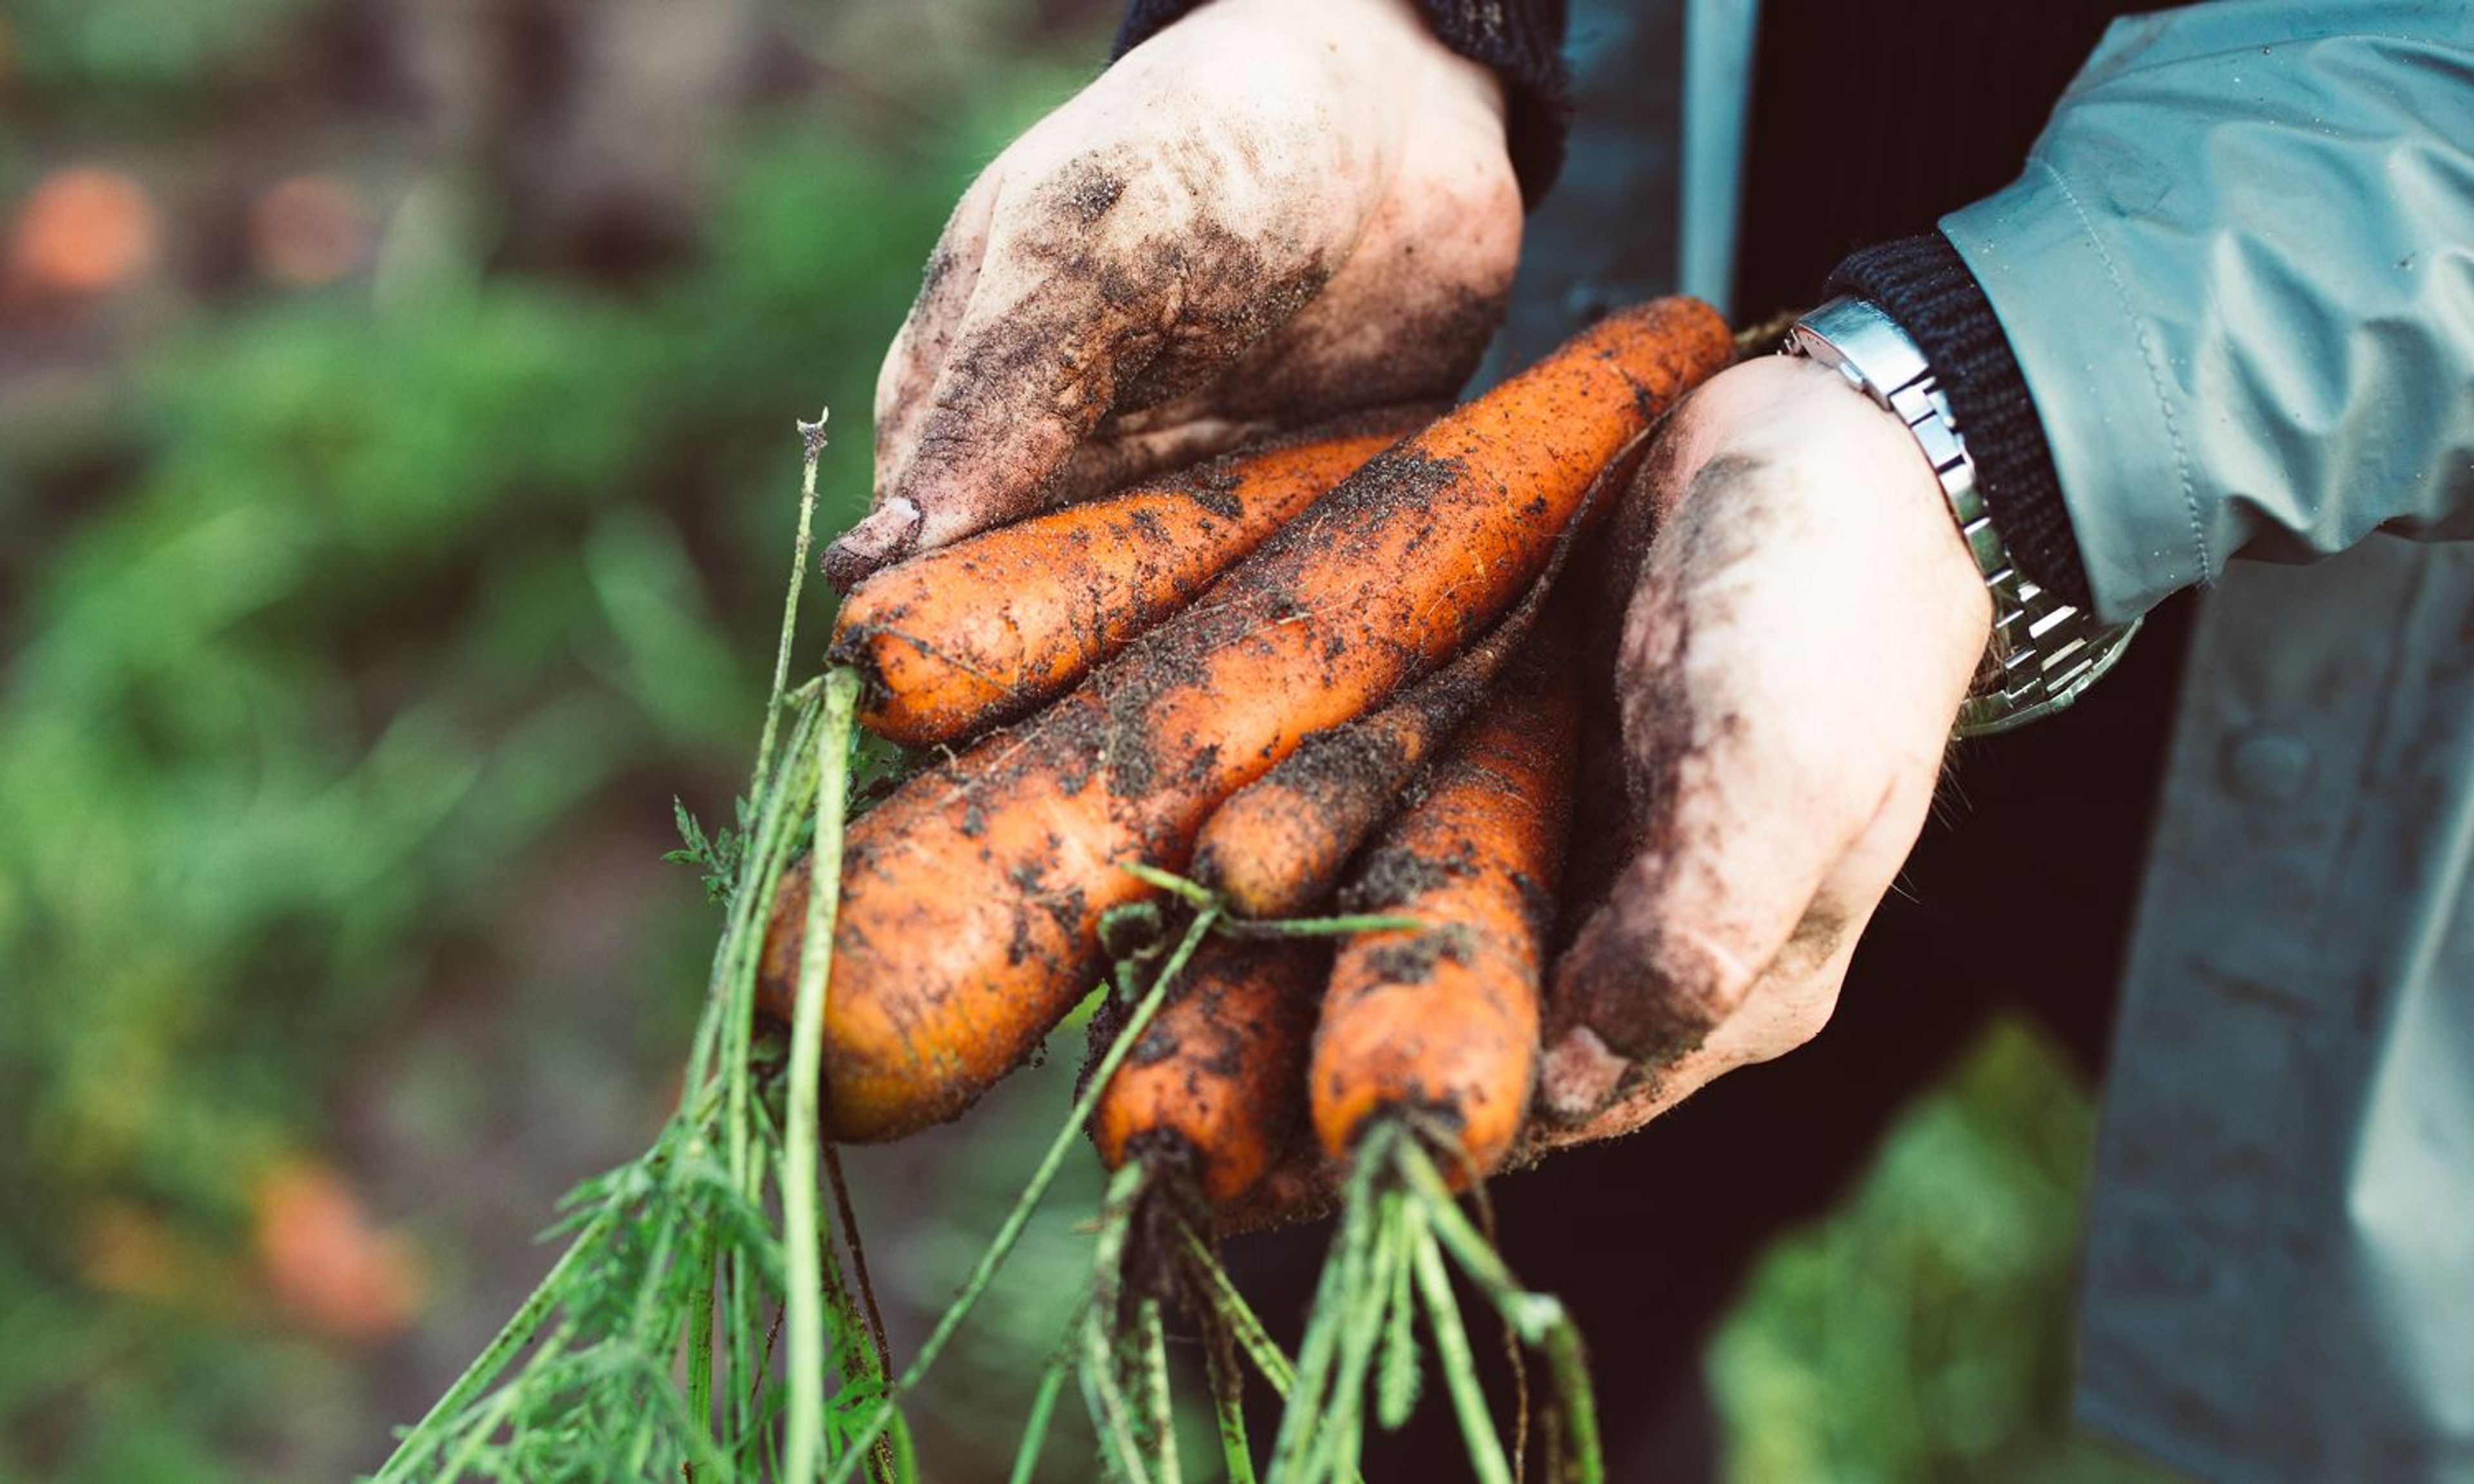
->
[1310,643,1582,1183]
[1089,934,1328,1210]
[833,408,1427,747]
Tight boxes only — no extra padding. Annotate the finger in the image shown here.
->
[1021,200,1516,520]
[873,175,1000,488]
[1041,415,1281,509]
[1534,725,1944,1147]
[894,257,1167,543]
[1539,374,1988,1119]
[1210,125,1518,416]
[1532,910,1865,1152]
[1019,204,1512,516]
[1538,799,1859,1120]
[825,184,1002,592]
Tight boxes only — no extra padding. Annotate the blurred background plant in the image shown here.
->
[0,1,2168,1479]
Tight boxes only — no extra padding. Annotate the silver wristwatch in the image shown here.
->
[1787,296,2138,736]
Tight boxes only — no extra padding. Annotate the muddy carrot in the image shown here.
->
[1188,426,1650,922]
[1089,935,1327,1209]
[1190,598,1535,922]
[1310,657,1580,1183]
[832,412,1421,748]
[760,296,1732,1142]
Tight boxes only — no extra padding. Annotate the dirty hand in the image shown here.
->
[822,0,1522,588]
[1535,354,1995,1144]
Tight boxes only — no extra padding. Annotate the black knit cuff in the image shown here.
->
[1113,0,1569,207]
[1826,234,2095,612]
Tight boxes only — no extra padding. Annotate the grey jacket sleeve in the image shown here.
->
[1939,3,2474,624]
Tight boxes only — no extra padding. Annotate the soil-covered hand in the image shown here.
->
[1534,355,1995,1146]
[823,0,1521,588]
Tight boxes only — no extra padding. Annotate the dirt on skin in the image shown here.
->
[1554,431,1693,947]
[829,126,1522,588]
[1037,228,1513,515]
[761,298,1735,1145]
[825,143,1343,587]
[1546,450,1779,1068]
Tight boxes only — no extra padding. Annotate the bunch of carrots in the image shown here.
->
[756,297,1732,1242]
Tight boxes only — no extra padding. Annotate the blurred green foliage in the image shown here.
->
[1713,1022,2174,1484]
[0,90,979,1484]
[7,0,317,108]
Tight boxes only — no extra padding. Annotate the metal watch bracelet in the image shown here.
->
[1786,296,2138,736]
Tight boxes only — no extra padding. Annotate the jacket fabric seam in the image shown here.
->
[2040,157,2210,585]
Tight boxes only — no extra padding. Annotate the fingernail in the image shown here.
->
[1540,1026,1629,1121]
[820,499,921,591]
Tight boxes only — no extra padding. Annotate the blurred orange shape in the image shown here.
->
[252,1156,427,1344]
[82,1201,189,1301]
[249,175,368,287]
[8,167,157,296]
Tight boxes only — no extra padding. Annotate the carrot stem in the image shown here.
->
[1138,1297,1181,1484]
[1219,912,1428,940]
[1179,1225,1297,1397]
[1398,1141,1604,1484]
[783,668,860,1482]
[370,1211,611,1480]
[1307,1192,1405,1482]
[1270,1120,1406,1484]
[824,909,1219,1484]
[721,695,821,1208]
[1083,1161,1160,1484]
[826,1139,896,1401]
[1267,1156,1371,1472]
[685,1238,716,1452]
[1115,860,1219,909]
[1081,1221,1160,1484]
[1376,1198,1423,1432]
[1082,1342,1155,1484]
[1410,1225,1513,1484]
[1112,862,1429,940]
[755,408,826,799]
[1008,1337,1075,1484]
[1202,1299,1260,1484]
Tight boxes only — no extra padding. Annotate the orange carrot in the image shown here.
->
[1089,935,1326,1209]
[1310,657,1579,1183]
[832,413,1420,748]
[759,296,1731,1142]
[1191,597,1533,921]
[1188,427,1649,921]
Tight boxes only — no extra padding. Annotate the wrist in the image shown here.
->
[1738,356,1993,639]
[1204,0,1508,123]
[1359,0,1511,124]
[1667,357,1972,552]
[1649,356,1993,719]
[1786,296,2138,733]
